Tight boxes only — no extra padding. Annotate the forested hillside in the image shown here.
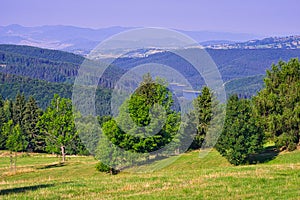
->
[1,44,300,107]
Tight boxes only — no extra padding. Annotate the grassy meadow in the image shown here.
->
[0,149,299,199]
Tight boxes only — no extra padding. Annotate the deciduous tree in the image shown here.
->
[37,94,77,162]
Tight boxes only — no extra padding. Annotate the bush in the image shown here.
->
[95,162,119,174]
[95,162,111,173]
[288,143,297,151]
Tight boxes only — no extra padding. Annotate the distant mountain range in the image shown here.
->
[1,24,300,58]
[0,24,262,55]
[205,35,300,49]
[1,25,300,106]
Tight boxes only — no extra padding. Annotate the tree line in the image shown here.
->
[0,93,88,170]
[217,58,300,165]
[96,58,300,172]
[0,58,299,172]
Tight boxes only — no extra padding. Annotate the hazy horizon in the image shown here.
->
[0,23,266,37]
[1,0,300,37]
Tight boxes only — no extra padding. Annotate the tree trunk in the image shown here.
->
[61,146,66,163]
[14,151,17,172]
[9,151,13,171]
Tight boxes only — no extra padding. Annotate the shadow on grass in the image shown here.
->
[0,183,55,195]
[249,146,279,164]
[0,181,74,196]
[36,162,65,169]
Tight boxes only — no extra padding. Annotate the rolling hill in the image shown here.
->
[0,24,261,55]
[1,44,300,107]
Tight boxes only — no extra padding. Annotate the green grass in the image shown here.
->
[0,149,299,199]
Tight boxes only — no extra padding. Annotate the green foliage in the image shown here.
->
[254,58,300,150]
[103,74,180,153]
[189,86,213,149]
[0,72,73,110]
[37,94,79,161]
[216,95,264,165]
[3,44,300,113]
[96,74,181,169]
[1,120,13,149]
[225,74,265,98]
[0,98,11,149]
[12,93,26,126]
[3,121,27,170]
[23,96,43,151]
[0,72,112,114]
[0,44,84,64]
[95,130,142,171]
[75,115,102,155]
[6,123,27,152]
[0,44,116,114]
[95,161,112,173]
[0,45,80,83]
[0,94,90,156]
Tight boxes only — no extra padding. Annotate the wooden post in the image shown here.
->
[61,146,66,162]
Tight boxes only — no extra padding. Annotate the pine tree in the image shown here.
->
[0,96,6,126]
[254,59,300,151]
[190,86,213,149]
[12,93,26,127]
[23,96,42,152]
[0,96,6,149]
[0,99,13,149]
[216,95,264,165]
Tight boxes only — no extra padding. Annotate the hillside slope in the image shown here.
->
[0,149,299,199]
[1,44,300,104]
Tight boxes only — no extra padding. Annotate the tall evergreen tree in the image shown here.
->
[0,99,13,149]
[12,93,26,127]
[216,95,264,165]
[0,96,5,125]
[254,58,300,151]
[189,86,213,149]
[23,96,42,152]
[0,96,6,149]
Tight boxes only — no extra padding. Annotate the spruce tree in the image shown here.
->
[190,86,213,149]
[216,95,264,165]
[12,93,26,127]
[0,96,6,149]
[23,96,42,152]
[0,100,13,149]
[254,58,300,151]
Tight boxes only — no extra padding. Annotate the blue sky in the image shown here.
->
[1,0,299,36]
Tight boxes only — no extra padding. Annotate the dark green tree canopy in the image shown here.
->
[37,94,78,162]
[102,74,180,154]
[216,95,264,165]
[254,58,300,151]
[189,86,213,149]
